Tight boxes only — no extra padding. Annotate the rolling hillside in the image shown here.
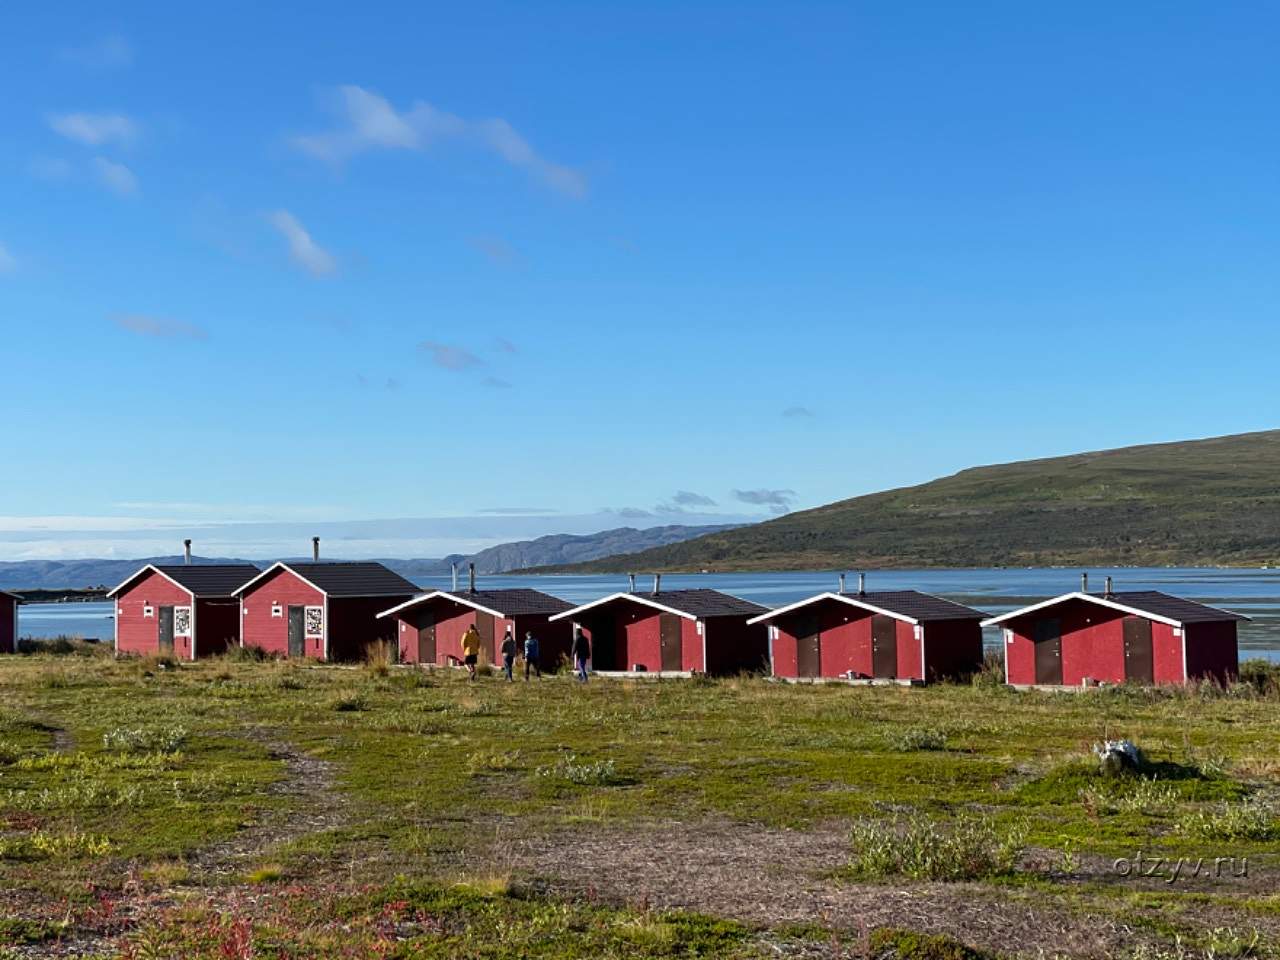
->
[543,430,1280,571]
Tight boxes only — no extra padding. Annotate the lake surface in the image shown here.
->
[20,567,1280,661]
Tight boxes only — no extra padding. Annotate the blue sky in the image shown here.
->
[2,3,1278,560]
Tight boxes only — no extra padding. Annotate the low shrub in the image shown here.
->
[1236,659,1280,697]
[536,754,623,786]
[1079,777,1180,816]
[969,652,1006,689]
[225,645,274,663]
[365,641,394,677]
[885,727,948,752]
[17,636,104,657]
[330,691,368,712]
[1177,799,1277,842]
[102,724,188,754]
[848,814,1025,881]
[0,829,113,861]
[869,926,998,960]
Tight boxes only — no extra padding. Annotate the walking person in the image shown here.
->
[523,630,541,680]
[500,627,517,682]
[571,627,591,682]
[460,623,482,681]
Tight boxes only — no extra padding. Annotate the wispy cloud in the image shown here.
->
[94,157,137,195]
[483,376,512,389]
[782,406,814,419]
[114,315,208,341]
[0,243,15,275]
[293,85,587,198]
[48,112,137,146]
[493,337,518,354]
[733,488,797,515]
[478,507,560,516]
[419,341,481,371]
[58,35,134,69]
[468,235,521,266]
[267,210,337,276]
[671,490,717,507]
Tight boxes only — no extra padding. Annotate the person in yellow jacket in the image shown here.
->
[460,624,482,680]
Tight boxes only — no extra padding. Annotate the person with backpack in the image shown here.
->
[499,627,517,681]
[571,627,591,682]
[523,630,541,680]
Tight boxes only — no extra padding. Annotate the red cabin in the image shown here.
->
[235,561,417,662]
[750,589,986,682]
[551,586,769,676]
[0,590,19,654]
[984,586,1246,687]
[108,564,260,660]
[378,588,574,670]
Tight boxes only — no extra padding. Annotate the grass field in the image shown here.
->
[2,651,1280,958]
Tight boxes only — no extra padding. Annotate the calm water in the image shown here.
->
[20,567,1280,661]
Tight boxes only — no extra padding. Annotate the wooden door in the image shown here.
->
[287,606,305,658]
[871,614,897,678]
[794,611,821,678]
[1123,617,1154,683]
[659,613,683,671]
[158,606,175,654]
[1033,618,1062,685]
[417,609,436,664]
[475,613,495,664]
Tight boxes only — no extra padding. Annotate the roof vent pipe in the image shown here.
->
[183,539,192,565]
[451,563,458,591]
[858,572,866,596]
[468,562,476,593]
[312,537,320,562]
[652,573,661,595]
[838,573,846,595]
[628,573,636,593]
[1081,572,1089,593]
[1104,576,1113,597]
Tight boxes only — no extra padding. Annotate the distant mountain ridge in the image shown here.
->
[538,430,1280,571]
[0,524,740,591]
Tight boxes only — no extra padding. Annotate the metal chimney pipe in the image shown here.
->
[1081,572,1089,593]
[628,573,636,593]
[858,572,866,596]
[312,537,320,562]
[183,539,192,565]
[838,573,846,595]
[652,573,661,595]
[468,562,476,593]
[451,563,458,591]
[1104,576,1113,597]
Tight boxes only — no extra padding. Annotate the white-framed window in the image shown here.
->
[769,625,779,640]
[143,604,154,619]
[271,603,283,618]
[304,605,323,637]
[695,620,704,636]
[174,606,193,636]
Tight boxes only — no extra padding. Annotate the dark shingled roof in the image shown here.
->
[153,564,262,598]
[623,589,767,618]
[438,589,573,617]
[1087,591,1247,624]
[756,590,987,624]
[281,562,418,598]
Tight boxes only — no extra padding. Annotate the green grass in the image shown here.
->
[2,656,1280,957]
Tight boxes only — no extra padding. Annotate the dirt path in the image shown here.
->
[507,819,1163,959]
[185,728,349,881]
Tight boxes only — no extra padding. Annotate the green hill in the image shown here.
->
[547,429,1280,571]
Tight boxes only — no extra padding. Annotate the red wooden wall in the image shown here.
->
[195,599,241,657]
[115,571,195,660]
[1185,620,1238,683]
[239,568,325,659]
[327,596,407,662]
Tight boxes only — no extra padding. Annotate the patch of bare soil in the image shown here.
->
[507,819,1166,959]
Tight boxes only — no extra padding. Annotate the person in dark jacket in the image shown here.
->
[571,628,590,682]
[523,630,541,680]
[500,628,517,681]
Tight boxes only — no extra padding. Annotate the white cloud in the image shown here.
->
[418,341,481,371]
[59,35,134,69]
[48,112,137,146]
[94,157,137,195]
[0,243,15,274]
[267,210,337,276]
[114,315,207,340]
[293,85,586,198]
